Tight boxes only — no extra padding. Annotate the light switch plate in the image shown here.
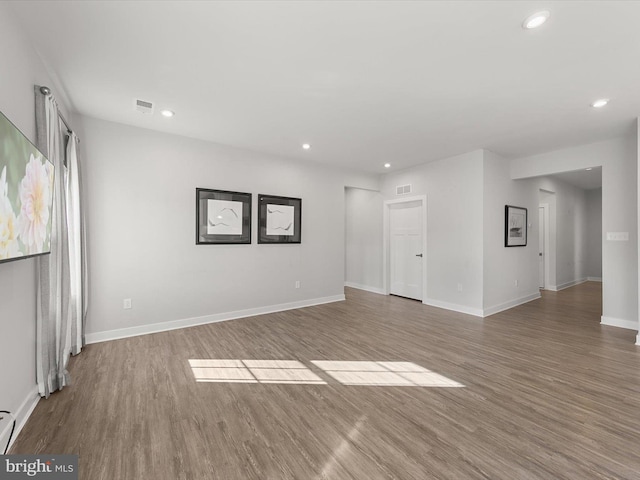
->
[606,232,629,241]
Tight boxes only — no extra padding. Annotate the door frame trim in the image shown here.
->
[383,195,427,302]
[538,205,545,289]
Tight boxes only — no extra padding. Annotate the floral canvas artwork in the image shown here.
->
[0,111,54,262]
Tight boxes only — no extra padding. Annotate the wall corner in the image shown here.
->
[637,116,640,342]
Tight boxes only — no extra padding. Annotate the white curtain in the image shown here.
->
[35,86,87,398]
[66,133,87,355]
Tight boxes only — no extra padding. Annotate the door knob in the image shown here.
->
[416,254,423,257]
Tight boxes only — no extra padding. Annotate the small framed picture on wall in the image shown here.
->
[196,188,252,244]
[505,205,527,247]
[257,194,302,244]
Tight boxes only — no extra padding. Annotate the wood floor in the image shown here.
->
[11,282,640,479]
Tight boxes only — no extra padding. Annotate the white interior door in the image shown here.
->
[390,202,423,300]
[538,206,545,289]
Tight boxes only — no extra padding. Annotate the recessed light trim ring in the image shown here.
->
[522,10,550,29]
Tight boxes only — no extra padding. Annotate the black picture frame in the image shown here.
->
[505,205,527,247]
[258,194,302,244]
[196,188,251,244]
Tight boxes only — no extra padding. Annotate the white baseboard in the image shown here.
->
[423,298,484,317]
[547,278,587,292]
[601,316,639,331]
[0,386,39,453]
[483,292,541,317]
[587,277,602,282]
[636,333,640,346]
[86,294,345,344]
[344,282,385,295]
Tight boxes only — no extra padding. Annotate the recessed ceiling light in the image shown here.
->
[160,109,175,118]
[591,99,609,108]
[522,10,550,29]
[384,163,391,168]
[302,143,311,150]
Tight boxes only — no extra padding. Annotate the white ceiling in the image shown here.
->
[9,1,640,174]
[550,166,602,190]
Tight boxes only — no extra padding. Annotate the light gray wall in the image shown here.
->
[0,2,73,439]
[539,190,557,287]
[586,188,603,279]
[75,115,378,337]
[482,151,539,313]
[344,187,383,291]
[380,150,484,313]
[512,135,638,326]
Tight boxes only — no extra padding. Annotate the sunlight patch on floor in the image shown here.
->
[188,359,326,384]
[311,360,465,387]
[188,359,464,387]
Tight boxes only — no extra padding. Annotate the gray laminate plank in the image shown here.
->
[10,282,640,479]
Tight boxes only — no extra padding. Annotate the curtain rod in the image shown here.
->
[39,86,73,136]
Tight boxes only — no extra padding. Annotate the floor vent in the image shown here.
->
[134,99,154,114]
[396,184,412,195]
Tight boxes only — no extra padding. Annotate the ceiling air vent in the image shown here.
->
[134,98,154,114]
[395,184,412,195]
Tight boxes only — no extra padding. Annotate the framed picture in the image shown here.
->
[505,205,527,247]
[258,194,302,244]
[196,188,251,244]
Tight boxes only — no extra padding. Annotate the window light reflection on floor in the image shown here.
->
[311,361,464,387]
[188,359,326,384]
[188,359,464,387]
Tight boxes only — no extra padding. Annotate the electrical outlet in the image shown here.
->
[515,280,519,287]
[457,283,463,292]
[295,281,300,289]
[123,298,132,309]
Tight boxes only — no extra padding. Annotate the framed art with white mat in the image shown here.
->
[505,205,527,247]
[258,194,302,244]
[196,188,251,244]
